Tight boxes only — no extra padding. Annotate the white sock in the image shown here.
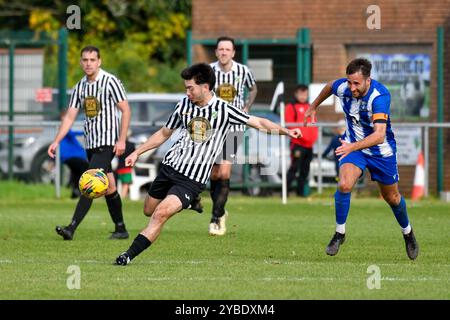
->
[336,223,346,234]
[402,224,412,235]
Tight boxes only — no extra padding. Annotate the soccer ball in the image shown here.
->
[78,169,109,199]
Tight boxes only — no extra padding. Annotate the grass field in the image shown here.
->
[0,181,449,300]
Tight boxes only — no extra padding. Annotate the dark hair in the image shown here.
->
[216,36,235,50]
[295,84,308,92]
[346,58,371,77]
[181,63,216,90]
[81,46,100,58]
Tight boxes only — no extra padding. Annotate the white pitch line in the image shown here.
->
[381,277,448,282]
[113,276,448,282]
[0,259,13,264]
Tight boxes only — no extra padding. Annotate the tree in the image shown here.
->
[0,0,191,92]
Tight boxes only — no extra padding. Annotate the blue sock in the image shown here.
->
[335,190,351,225]
[390,196,409,228]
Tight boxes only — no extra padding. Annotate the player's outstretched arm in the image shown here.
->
[304,81,334,126]
[246,116,302,139]
[125,127,174,167]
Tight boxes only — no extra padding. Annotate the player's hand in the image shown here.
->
[288,128,302,139]
[125,152,138,167]
[47,142,59,159]
[303,105,317,127]
[114,140,126,156]
[335,138,354,161]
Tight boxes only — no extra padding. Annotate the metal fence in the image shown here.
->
[309,122,450,197]
[0,120,448,200]
[0,29,68,179]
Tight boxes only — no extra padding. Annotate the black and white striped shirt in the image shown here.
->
[210,60,256,132]
[162,95,250,184]
[68,69,127,149]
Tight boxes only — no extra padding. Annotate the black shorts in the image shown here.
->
[148,164,206,209]
[86,146,115,173]
[215,131,244,164]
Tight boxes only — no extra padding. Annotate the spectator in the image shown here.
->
[116,133,136,199]
[285,84,318,196]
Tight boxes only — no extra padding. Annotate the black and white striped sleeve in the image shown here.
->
[228,105,250,125]
[244,66,256,89]
[109,76,127,104]
[68,83,81,108]
[164,104,182,129]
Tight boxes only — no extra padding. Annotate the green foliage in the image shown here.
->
[0,0,192,92]
[65,38,187,92]
[146,59,187,92]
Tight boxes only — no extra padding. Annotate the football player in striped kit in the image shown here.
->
[204,36,258,236]
[115,63,300,265]
[48,46,131,241]
[304,58,418,260]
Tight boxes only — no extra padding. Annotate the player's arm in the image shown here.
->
[125,127,174,167]
[303,81,334,126]
[335,122,386,160]
[246,115,301,139]
[115,100,131,156]
[48,107,80,158]
[243,84,258,113]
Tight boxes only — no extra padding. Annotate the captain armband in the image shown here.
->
[373,113,388,124]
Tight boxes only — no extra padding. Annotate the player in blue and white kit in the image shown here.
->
[304,58,418,260]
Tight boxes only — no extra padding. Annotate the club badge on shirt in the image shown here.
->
[188,117,212,143]
[83,96,101,118]
[217,83,237,103]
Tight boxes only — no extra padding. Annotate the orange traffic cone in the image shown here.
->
[411,151,425,200]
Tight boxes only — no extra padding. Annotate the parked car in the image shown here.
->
[0,92,184,183]
[0,127,60,182]
[1,94,337,197]
[143,107,338,196]
[229,109,338,195]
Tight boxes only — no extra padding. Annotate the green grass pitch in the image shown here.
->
[0,182,449,299]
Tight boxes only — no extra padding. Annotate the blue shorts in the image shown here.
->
[339,151,399,185]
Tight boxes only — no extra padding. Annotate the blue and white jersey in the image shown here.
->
[332,78,397,158]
